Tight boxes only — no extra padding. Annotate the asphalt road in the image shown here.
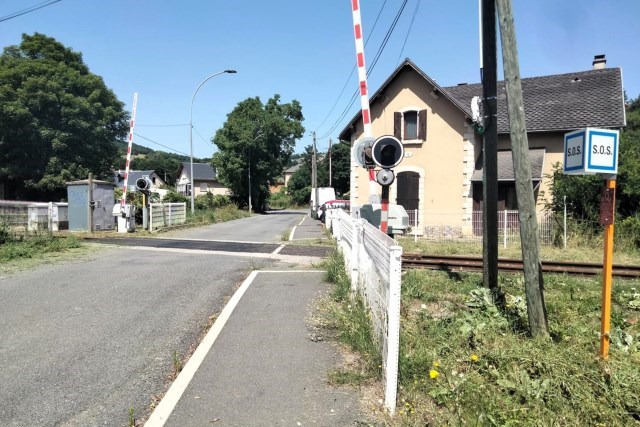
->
[0,211,332,426]
[0,246,275,426]
[164,209,307,242]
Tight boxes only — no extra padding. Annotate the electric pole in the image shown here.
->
[497,0,548,336]
[328,138,333,187]
[312,132,319,218]
[482,0,499,290]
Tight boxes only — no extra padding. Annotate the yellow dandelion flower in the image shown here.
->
[433,361,440,367]
[429,369,439,379]
[471,354,479,362]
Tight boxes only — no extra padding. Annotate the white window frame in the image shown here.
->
[399,106,424,145]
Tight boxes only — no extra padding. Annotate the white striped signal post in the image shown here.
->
[120,93,138,209]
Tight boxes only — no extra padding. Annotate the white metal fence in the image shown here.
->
[328,208,402,415]
[149,203,187,231]
[408,210,555,247]
[0,200,69,233]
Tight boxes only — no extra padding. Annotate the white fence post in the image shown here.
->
[503,210,508,249]
[385,245,402,415]
[414,209,418,243]
[350,218,361,295]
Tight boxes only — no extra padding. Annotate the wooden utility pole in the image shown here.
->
[87,173,94,233]
[481,0,499,290]
[497,0,548,336]
[312,132,319,218]
[328,138,333,187]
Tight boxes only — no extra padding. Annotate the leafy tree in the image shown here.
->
[618,95,640,216]
[128,151,189,187]
[287,141,351,205]
[322,141,351,197]
[0,33,128,200]
[287,145,314,205]
[212,95,304,211]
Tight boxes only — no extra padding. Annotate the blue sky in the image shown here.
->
[2,0,638,159]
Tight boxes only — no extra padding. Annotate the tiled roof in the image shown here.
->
[443,68,625,133]
[471,148,546,181]
[180,162,218,181]
[338,59,625,140]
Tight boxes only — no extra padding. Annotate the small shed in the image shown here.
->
[66,179,115,231]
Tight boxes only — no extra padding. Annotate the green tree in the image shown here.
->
[0,33,128,200]
[212,95,304,211]
[287,145,314,205]
[322,141,351,197]
[128,151,189,187]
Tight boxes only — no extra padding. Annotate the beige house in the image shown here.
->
[339,56,625,235]
[176,162,229,197]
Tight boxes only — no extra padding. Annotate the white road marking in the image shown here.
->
[144,270,323,426]
[288,226,297,241]
[123,246,322,265]
[272,244,286,255]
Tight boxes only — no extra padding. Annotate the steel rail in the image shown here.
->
[401,253,640,278]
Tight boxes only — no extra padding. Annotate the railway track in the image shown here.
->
[401,253,640,278]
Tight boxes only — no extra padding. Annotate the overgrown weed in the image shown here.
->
[395,269,640,425]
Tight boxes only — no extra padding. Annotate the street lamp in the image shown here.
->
[189,69,237,214]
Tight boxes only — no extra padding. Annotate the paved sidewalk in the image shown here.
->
[289,213,328,241]
[147,271,368,426]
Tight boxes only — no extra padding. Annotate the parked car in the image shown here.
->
[319,199,350,223]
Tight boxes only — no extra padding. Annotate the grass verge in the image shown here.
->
[318,249,382,386]
[394,270,640,425]
[320,244,640,425]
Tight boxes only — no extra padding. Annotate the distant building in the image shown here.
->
[176,162,229,197]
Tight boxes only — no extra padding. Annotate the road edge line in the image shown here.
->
[144,270,259,427]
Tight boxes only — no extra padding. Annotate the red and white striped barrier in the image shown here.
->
[121,93,138,208]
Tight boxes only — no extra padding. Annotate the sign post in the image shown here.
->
[563,128,619,359]
[599,178,616,359]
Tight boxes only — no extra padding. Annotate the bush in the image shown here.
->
[162,189,189,204]
[617,213,640,249]
[269,188,293,209]
[195,193,231,210]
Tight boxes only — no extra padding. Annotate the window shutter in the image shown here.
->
[394,112,402,139]
[418,109,427,140]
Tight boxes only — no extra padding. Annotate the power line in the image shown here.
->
[317,0,409,140]
[0,0,62,23]
[192,126,215,154]
[396,0,422,66]
[133,132,189,156]
[137,123,189,127]
[313,0,389,134]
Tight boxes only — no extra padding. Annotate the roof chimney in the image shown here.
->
[593,54,606,70]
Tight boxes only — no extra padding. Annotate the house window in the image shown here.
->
[200,182,207,191]
[404,111,418,140]
[394,109,427,142]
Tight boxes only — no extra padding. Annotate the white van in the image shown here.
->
[310,187,336,218]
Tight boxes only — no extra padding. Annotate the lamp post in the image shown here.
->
[189,69,237,214]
